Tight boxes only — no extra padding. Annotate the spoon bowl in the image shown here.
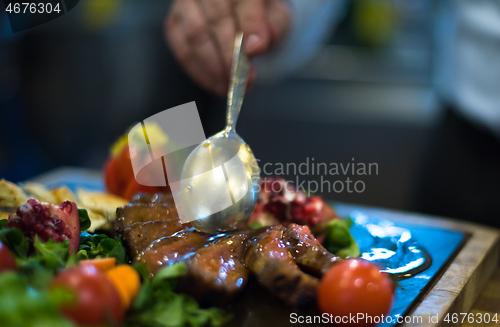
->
[180,131,259,233]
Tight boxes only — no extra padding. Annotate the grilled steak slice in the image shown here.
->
[115,203,184,256]
[138,228,250,305]
[181,232,250,305]
[115,203,179,230]
[283,223,342,276]
[244,228,319,308]
[129,192,174,205]
[124,220,186,257]
[115,193,342,309]
[136,228,213,275]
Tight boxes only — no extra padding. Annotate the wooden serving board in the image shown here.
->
[335,204,500,327]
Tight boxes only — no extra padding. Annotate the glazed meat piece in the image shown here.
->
[137,228,217,275]
[115,203,184,256]
[121,219,186,257]
[116,193,342,309]
[181,232,250,305]
[115,203,178,230]
[138,228,250,305]
[129,192,173,205]
[244,228,319,308]
[283,223,342,276]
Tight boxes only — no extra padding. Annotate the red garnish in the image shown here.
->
[249,177,339,228]
[6,199,80,253]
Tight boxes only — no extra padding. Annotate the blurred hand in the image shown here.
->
[165,0,291,97]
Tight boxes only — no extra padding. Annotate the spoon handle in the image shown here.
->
[226,32,250,133]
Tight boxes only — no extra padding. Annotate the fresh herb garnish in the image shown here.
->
[0,272,75,327]
[0,227,29,258]
[249,222,263,229]
[0,224,76,326]
[77,232,127,264]
[0,212,230,327]
[17,237,75,272]
[322,217,360,258]
[78,209,91,232]
[125,263,232,327]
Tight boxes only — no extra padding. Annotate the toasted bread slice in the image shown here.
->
[86,209,109,233]
[51,186,78,204]
[77,189,127,221]
[0,210,11,220]
[0,179,28,208]
[23,182,58,204]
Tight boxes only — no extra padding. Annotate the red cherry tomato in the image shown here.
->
[51,265,124,326]
[104,157,122,196]
[104,145,134,198]
[318,259,394,327]
[105,144,168,199]
[114,145,135,193]
[0,241,17,272]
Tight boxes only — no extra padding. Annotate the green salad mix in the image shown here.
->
[0,208,229,327]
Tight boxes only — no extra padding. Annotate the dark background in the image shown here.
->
[0,0,438,211]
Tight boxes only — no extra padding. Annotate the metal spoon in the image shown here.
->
[179,32,260,233]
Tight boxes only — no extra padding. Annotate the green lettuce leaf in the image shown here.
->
[322,218,360,259]
[125,263,232,327]
[77,232,126,264]
[0,227,29,258]
[78,209,91,232]
[0,272,75,327]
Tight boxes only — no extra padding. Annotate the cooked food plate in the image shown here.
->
[0,169,465,327]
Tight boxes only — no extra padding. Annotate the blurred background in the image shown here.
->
[0,0,438,211]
